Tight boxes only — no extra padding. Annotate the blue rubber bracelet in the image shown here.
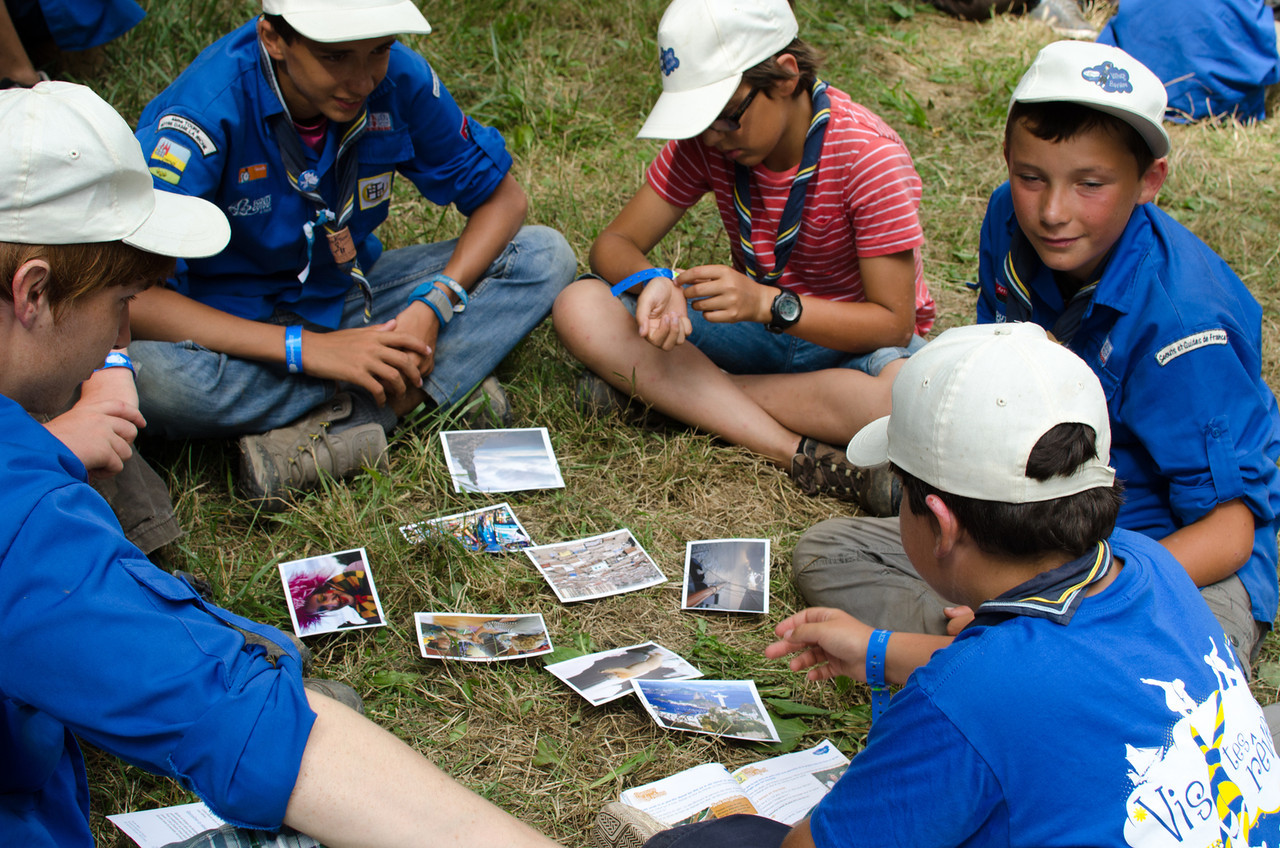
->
[97,350,135,375]
[866,628,891,725]
[609,267,674,297]
[431,273,468,312]
[284,325,304,375]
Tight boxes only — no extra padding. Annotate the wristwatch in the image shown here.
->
[766,288,802,334]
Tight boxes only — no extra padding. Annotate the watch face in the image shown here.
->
[777,294,801,322]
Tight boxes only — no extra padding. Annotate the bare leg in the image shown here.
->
[553,279,802,465]
[285,691,563,848]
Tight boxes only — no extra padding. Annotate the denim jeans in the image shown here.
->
[132,226,576,439]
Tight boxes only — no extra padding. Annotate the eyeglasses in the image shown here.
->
[708,87,760,133]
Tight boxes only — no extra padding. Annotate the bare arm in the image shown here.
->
[284,691,563,848]
[43,360,145,479]
[588,183,688,285]
[781,818,816,848]
[1160,498,1255,587]
[764,607,949,687]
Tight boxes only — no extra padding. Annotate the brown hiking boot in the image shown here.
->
[238,393,388,511]
[790,436,901,516]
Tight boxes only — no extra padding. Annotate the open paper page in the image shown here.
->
[730,739,851,825]
[619,762,758,826]
[108,802,321,848]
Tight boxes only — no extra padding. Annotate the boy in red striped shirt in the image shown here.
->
[553,0,933,515]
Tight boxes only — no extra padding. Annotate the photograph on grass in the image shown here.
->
[279,548,386,637]
[439,427,564,493]
[632,678,780,742]
[545,641,703,705]
[681,538,770,614]
[400,502,534,553]
[523,529,666,602]
[414,613,553,661]
[109,801,321,848]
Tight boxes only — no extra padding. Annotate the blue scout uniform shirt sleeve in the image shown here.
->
[18,0,145,51]
[0,400,315,841]
[135,19,512,327]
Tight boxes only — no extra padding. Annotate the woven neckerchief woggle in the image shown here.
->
[259,40,374,321]
[731,78,831,286]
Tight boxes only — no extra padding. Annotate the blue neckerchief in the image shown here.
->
[731,79,830,285]
[970,540,1113,628]
[1002,229,1110,345]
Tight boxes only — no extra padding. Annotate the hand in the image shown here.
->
[763,607,875,683]
[634,276,692,351]
[391,301,442,379]
[944,605,974,636]
[300,319,431,406]
[678,264,772,324]
[44,397,146,480]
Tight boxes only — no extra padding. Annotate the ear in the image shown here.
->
[10,259,51,330]
[924,493,963,560]
[258,16,287,62]
[1137,157,1169,205]
[771,53,801,98]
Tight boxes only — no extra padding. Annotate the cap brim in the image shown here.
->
[284,6,431,42]
[846,415,891,469]
[637,75,741,140]
[122,190,231,259]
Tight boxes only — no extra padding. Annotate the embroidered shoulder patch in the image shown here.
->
[358,172,393,209]
[149,166,181,185]
[1155,329,1228,366]
[157,114,217,156]
[369,112,392,131]
[150,138,192,172]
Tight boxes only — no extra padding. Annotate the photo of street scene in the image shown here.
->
[400,502,534,553]
[414,613,553,662]
[545,641,703,706]
[682,539,770,614]
[440,427,564,493]
[632,678,779,742]
[523,529,666,602]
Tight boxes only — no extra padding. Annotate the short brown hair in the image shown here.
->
[1006,101,1156,176]
[0,241,172,319]
[896,422,1124,560]
[743,38,822,99]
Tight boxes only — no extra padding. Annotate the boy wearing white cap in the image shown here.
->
[129,0,576,507]
[795,41,1280,668]
[0,81,562,848]
[599,324,1280,847]
[553,0,934,515]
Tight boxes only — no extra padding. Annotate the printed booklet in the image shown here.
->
[618,740,850,827]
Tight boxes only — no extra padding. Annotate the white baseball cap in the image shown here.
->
[637,0,798,139]
[263,0,430,43]
[1010,40,1170,159]
[0,82,230,258]
[847,323,1115,504]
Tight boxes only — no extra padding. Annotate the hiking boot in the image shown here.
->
[576,369,630,417]
[590,802,666,848]
[790,436,901,517]
[1027,0,1097,39]
[238,393,388,511]
[302,678,365,714]
[455,375,513,429]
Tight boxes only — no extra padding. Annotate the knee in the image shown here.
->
[792,518,854,576]
[515,225,578,285]
[552,277,617,351]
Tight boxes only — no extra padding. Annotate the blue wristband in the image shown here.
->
[866,629,891,725]
[431,273,468,312]
[609,267,674,297]
[409,281,454,325]
[284,325,304,375]
[97,350,135,375]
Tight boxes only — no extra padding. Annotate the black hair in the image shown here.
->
[261,13,300,44]
[1006,100,1157,176]
[742,37,822,99]
[896,422,1123,560]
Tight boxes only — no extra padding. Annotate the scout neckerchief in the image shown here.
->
[1002,229,1112,345]
[732,78,831,285]
[969,540,1113,629]
[259,42,374,320]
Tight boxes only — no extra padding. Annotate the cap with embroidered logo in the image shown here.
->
[638,0,798,140]
[0,81,230,258]
[1009,40,1170,159]
[262,0,430,43]
[846,323,1115,504]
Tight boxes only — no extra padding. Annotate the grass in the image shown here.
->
[56,0,1280,845]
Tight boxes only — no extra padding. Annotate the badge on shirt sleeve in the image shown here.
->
[1155,329,1228,366]
[150,138,192,174]
[369,112,392,131]
[157,114,217,155]
[149,166,181,185]
[358,172,393,210]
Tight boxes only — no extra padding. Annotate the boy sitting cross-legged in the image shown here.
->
[596,323,1280,848]
[794,41,1280,670]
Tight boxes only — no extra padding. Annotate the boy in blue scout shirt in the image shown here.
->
[129,0,576,507]
[0,81,565,848]
[792,41,1280,671]
[596,324,1280,848]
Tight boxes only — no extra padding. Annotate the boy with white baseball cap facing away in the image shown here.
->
[795,41,1280,673]
[597,322,1280,847]
[0,81,563,848]
[130,0,576,509]
[553,0,935,516]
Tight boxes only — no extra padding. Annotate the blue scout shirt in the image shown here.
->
[977,181,1280,628]
[1099,0,1280,122]
[810,529,1280,846]
[0,397,315,847]
[135,18,512,328]
[8,0,144,51]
